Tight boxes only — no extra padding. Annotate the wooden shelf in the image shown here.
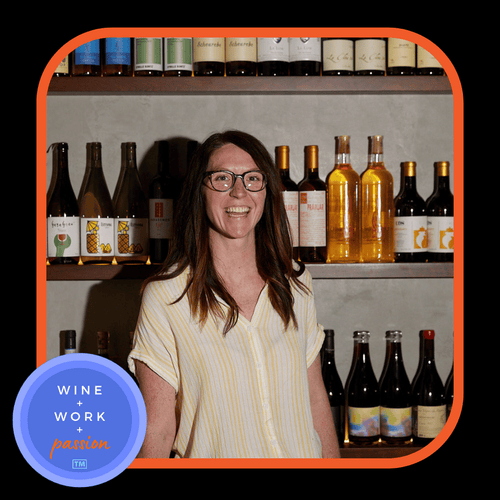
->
[46,262,453,281]
[47,75,452,96]
[340,443,423,459]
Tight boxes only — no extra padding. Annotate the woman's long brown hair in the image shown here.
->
[142,130,309,335]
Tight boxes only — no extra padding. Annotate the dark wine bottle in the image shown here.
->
[257,38,289,76]
[71,40,101,76]
[322,38,353,75]
[345,331,380,445]
[63,330,77,355]
[102,38,133,76]
[164,38,193,76]
[225,38,257,76]
[354,38,386,75]
[134,37,163,76]
[416,45,444,75]
[411,329,446,446]
[379,330,412,445]
[97,331,110,358]
[289,38,321,76]
[394,161,427,262]
[193,38,224,76]
[386,38,416,75]
[445,363,453,420]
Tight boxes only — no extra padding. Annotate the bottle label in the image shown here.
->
[80,218,115,257]
[135,38,163,71]
[105,38,131,65]
[47,216,80,258]
[417,46,443,69]
[427,216,454,253]
[394,216,427,253]
[414,405,446,438]
[299,191,326,246]
[165,38,193,70]
[282,191,299,247]
[289,38,321,62]
[226,38,256,62]
[55,56,69,74]
[149,199,174,239]
[387,38,416,68]
[75,41,100,66]
[193,38,224,63]
[115,218,148,257]
[257,38,289,62]
[323,39,354,72]
[355,39,386,72]
[380,406,412,437]
[348,406,380,437]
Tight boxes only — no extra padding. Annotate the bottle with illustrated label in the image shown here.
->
[257,38,289,76]
[102,38,133,76]
[360,136,394,262]
[386,38,416,75]
[379,331,412,445]
[113,142,149,264]
[276,146,299,261]
[54,56,70,77]
[354,38,386,75]
[134,37,163,76]
[345,331,380,445]
[225,38,257,76]
[426,161,453,262]
[326,135,360,263]
[149,141,177,264]
[71,40,101,76]
[416,45,444,75]
[63,330,77,355]
[298,145,326,262]
[394,161,427,262]
[322,38,353,75]
[47,143,80,264]
[164,38,193,76]
[411,330,446,446]
[193,37,225,76]
[321,330,345,446]
[78,142,115,264]
[289,37,321,75]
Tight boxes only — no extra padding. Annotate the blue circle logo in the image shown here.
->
[13,354,146,487]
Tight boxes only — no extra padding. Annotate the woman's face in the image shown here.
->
[203,143,266,243]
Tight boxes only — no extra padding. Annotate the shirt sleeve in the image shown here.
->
[127,280,180,393]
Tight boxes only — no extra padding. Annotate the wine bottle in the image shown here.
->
[164,38,193,76]
[289,38,321,76]
[360,136,394,262]
[354,38,386,75]
[426,161,454,262]
[54,56,70,77]
[257,38,289,76]
[193,37,225,76]
[298,145,326,262]
[78,142,115,264]
[149,141,177,264]
[134,37,163,76]
[63,330,77,354]
[47,143,80,264]
[321,329,345,446]
[411,330,446,446]
[114,142,149,264]
[445,363,453,420]
[345,331,380,445]
[225,38,257,76]
[71,40,101,76]
[322,38,354,75]
[97,331,110,358]
[394,161,427,262]
[386,38,416,75]
[276,146,299,261]
[102,38,133,76]
[326,135,360,263]
[416,46,444,75]
[379,330,412,445]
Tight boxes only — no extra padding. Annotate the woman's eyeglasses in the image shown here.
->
[204,170,267,192]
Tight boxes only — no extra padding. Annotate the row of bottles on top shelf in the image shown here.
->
[46,135,453,266]
[54,37,445,78]
[321,329,453,447]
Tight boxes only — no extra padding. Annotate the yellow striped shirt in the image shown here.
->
[128,265,324,458]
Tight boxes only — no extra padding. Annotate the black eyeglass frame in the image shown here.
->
[203,170,267,192]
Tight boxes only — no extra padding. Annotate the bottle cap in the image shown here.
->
[385,330,402,341]
[401,161,417,176]
[368,135,383,154]
[335,136,350,155]
[422,329,435,339]
[434,161,450,176]
[353,330,370,342]
[275,145,290,169]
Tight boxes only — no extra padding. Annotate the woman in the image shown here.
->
[128,130,340,458]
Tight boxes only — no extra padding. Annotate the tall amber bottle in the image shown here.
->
[360,136,394,262]
[326,136,360,262]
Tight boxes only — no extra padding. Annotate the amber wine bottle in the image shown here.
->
[360,136,394,262]
[326,135,360,262]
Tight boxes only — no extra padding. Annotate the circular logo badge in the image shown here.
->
[13,353,146,487]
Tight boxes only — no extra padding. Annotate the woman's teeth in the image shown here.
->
[225,206,250,214]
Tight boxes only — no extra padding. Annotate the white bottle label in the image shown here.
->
[289,38,321,62]
[394,216,427,253]
[427,216,454,253]
[47,216,80,258]
[225,38,256,62]
[257,38,289,62]
[149,199,174,239]
[299,191,326,246]
[115,218,148,256]
[80,217,115,256]
[282,191,299,247]
[193,38,224,63]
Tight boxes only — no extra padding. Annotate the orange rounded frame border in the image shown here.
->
[36,27,464,470]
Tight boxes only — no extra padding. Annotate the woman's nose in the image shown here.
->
[229,177,247,197]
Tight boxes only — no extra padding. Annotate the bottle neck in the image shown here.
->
[368,153,384,164]
[335,153,351,166]
[122,143,137,170]
[305,146,319,177]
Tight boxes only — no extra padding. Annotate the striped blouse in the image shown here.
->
[128,265,325,458]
